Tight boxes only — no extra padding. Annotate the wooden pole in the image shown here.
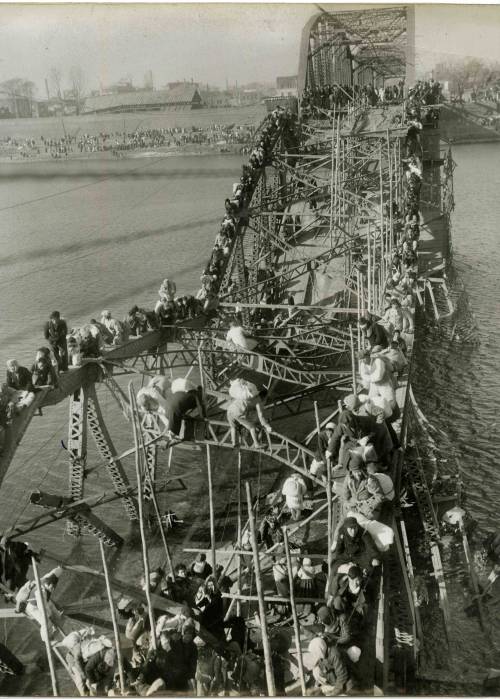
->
[282,527,307,696]
[245,482,276,697]
[206,444,217,574]
[327,452,333,584]
[31,557,59,697]
[349,325,356,395]
[372,223,377,315]
[330,107,336,248]
[367,223,372,312]
[387,130,393,268]
[236,449,242,617]
[313,400,321,438]
[129,384,157,650]
[99,540,126,695]
[355,269,361,351]
[379,142,385,289]
[136,439,174,578]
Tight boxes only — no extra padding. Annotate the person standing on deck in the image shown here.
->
[382,298,404,333]
[43,311,68,371]
[365,346,396,406]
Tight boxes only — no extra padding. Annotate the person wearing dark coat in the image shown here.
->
[127,306,158,337]
[31,357,58,390]
[181,626,198,691]
[43,311,68,371]
[0,537,39,591]
[84,647,115,694]
[6,363,34,394]
[331,517,380,572]
[358,316,389,349]
[326,395,374,464]
[190,553,212,580]
[165,388,199,436]
[196,576,225,642]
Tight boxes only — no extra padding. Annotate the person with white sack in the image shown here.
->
[14,566,63,642]
[225,318,258,353]
[136,375,171,431]
[59,628,115,696]
[226,379,271,448]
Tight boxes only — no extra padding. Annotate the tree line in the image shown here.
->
[434,57,500,101]
[0,66,86,116]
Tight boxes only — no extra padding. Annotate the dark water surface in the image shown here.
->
[411,142,500,682]
[414,143,500,528]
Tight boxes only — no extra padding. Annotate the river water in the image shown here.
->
[0,141,499,686]
[0,153,245,557]
[413,142,500,528]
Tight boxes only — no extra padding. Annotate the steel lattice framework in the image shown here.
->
[298,6,414,96]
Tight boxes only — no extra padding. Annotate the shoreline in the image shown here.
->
[0,143,246,166]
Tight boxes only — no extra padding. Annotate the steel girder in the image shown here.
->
[87,384,138,521]
[67,387,89,536]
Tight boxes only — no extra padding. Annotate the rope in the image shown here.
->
[8,419,68,530]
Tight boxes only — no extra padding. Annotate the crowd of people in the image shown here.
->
[301,81,407,119]
[0,106,299,453]
[0,123,256,160]
[301,78,442,125]
[0,78,431,694]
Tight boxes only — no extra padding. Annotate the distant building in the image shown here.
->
[0,91,32,118]
[276,75,298,98]
[199,89,232,108]
[82,85,203,114]
[37,99,64,117]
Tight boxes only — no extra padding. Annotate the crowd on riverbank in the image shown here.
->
[0,123,255,160]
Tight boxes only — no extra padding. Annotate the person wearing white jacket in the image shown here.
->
[282,473,307,520]
[366,346,396,407]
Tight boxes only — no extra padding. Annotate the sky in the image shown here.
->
[0,3,500,96]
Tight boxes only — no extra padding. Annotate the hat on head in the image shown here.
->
[317,605,332,623]
[348,564,363,579]
[344,394,359,411]
[347,646,362,663]
[325,422,336,431]
[344,516,359,529]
